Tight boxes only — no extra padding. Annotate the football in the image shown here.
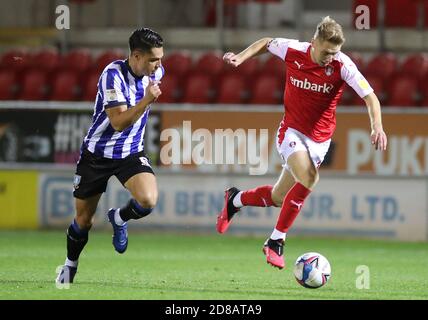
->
[293,252,331,289]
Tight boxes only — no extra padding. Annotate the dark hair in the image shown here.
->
[129,27,163,53]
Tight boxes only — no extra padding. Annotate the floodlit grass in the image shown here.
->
[1,230,427,300]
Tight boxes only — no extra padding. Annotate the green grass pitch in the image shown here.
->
[1,230,427,300]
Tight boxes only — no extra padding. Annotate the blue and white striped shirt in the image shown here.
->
[83,59,164,159]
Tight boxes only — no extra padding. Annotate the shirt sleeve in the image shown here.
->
[340,54,374,98]
[100,68,127,109]
[267,38,298,61]
[151,65,165,82]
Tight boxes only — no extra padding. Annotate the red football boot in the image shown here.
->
[216,187,240,234]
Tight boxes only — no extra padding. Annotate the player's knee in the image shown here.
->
[300,169,319,189]
[271,188,285,207]
[75,215,94,230]
[134,193,157,209]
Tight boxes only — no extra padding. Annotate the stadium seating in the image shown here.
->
[0,70,17,100]
[0,49,31,72]
[399,53,428,80]
[216,72,248,104]
[157,73,181,103]
[419,76,428,106]
[345,51,365,72]
[62,49,92,73]
[365,52,398,80]
[50,70,81,101]
[94,50,125,74]
[162,51,193,77]
[32,49,61,72]
[249,74,282,104]
[194,52,224,77]
[225,57,260,78]
[385,74,419,107]
[1,47,427,107]
[262,55,286,82]
[81,69,100,101]
[18,69,49,100]
[385,0,418,28]
[182,72,213,103]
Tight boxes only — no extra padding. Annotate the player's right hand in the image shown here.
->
[223,52,241,67]
[145,80,162,103]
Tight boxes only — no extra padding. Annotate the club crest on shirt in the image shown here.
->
[325,65,334,76]
[140,156,151,168]
[73,174,81,190]
[289,141,297,148]
[106,89,118,102]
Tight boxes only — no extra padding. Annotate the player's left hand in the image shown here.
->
[371,127,387,150]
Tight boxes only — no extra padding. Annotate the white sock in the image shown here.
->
[232,191,243,208]
[270,228,286,241]
[65,258,78,268]
[114,208,126,226]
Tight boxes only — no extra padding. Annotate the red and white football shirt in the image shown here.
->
[267,38,373,143]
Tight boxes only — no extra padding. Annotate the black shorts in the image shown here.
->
[73,148,155,199]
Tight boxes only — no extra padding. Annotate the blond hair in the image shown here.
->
[314,16,345,45]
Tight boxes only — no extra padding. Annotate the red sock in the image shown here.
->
[241,185,275,207]
[275,182,311,232]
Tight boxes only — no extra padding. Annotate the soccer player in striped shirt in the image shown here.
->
[56,28,164,284]
[217,17,388,269]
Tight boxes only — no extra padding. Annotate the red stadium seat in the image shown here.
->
[399,53,428,80]
[425,1,428,28]
[216,72,248,104]
[157,73,181,103]
[82,70,100,101]
[249,74,282,105]
[32,49,61,72]
[0,70,18,100]
[194,52,224,77]
[226,57,260,77]
[182,72,213,103]
[50,70,81,101]
[18,69,49,100]
[344,51,365,72]
[0,49,31,72]
[419,77,428,107]
[262,55,286,82]
[365,53,398,80]
[352,0,378,28]
[385,0,418,27]
[340,85,355,106]
[162,51,193,77]
[94,50,125,74]
[62,49,92,73]
[386,75,419,107]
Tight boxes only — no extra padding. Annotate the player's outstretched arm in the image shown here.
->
[363,92,387,151]
[223,37,273,67]
[106,80,161,132]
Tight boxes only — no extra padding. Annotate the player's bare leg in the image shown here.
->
[56,194,101,284]
[107,172,158,253]
[265,151,318,269]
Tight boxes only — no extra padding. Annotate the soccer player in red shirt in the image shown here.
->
[217,16,387,269]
